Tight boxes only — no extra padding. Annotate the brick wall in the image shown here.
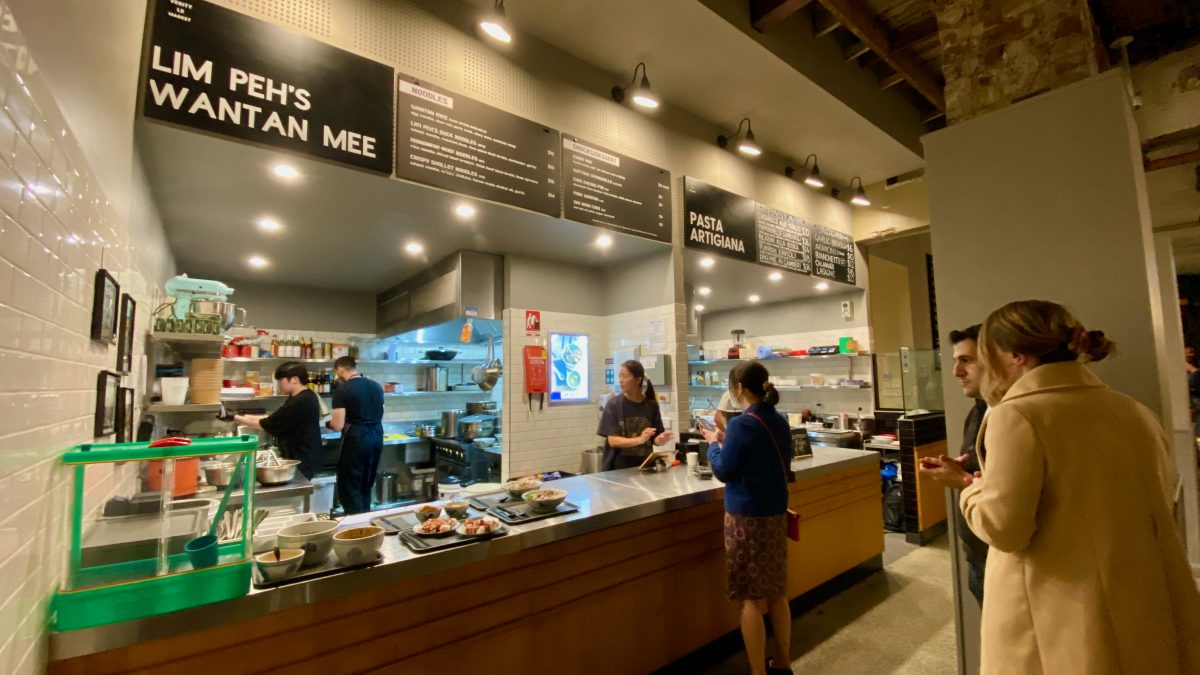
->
[0,1,175,672]
[936,0,1103,121]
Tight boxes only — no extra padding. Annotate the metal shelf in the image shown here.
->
[688,384,872,391]
[688,353,871,366]
[149,332,225,358]
[145,403,221,413]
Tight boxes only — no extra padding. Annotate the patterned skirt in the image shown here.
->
[723,511,788,601]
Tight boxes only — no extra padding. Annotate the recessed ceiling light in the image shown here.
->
[697,286,712,296]
[699,257,715,269]
[748,294,760,303]
[694,304,705,312]
[479,0,513,43]
[815,282,830,291]
[247,255,269,269]
[271,164,300,180]
[404,241,424,255]
[256,217,282,233]
[594,234,613,248]
[768,271,783,282]
[454,203,477,218]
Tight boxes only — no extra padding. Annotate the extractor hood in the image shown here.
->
[376,250,504,339]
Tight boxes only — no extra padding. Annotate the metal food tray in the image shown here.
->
[252,552,383,589]
[481,500,580,525]
[370,506,485,536]
[397,525,509,554]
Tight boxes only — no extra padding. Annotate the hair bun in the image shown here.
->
[1083,330,1116,362]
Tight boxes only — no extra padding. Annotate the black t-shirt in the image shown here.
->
[332,375,384,428]
[259,389,322,478]
[957,398,989,568]
[597,394,664,462]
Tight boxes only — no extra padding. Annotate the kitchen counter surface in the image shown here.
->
[226,473,315,507]
[49,447,876,661]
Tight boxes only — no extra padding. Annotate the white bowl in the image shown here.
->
[331,526,385,566]
[255,548,304,583]
[277,520,338,567]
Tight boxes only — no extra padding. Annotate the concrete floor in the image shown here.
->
[659,533,956,675]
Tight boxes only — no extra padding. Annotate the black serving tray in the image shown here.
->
[484,500,580,525]
[397,524,509,554]
[252,552,383,589]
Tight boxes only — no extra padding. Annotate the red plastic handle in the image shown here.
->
[148,437,192,448]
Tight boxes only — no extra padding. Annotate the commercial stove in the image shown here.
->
[430,436,500,483]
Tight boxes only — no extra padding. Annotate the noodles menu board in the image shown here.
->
[812,224,856,284]
[395,73,560,216]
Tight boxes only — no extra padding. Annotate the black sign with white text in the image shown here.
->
[140,0,394,173]
[395,73,560,216]
[683,177,757,262]
[561,136,671,242]
[755,203,812,274]
[812,224,857,284]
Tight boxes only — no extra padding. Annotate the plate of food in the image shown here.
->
[457,516,504,537]
[413,517,458,537]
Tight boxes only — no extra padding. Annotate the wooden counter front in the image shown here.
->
[51,462,883,675]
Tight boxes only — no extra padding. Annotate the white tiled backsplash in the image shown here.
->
[0,4,176,673]
[502,304,684,479]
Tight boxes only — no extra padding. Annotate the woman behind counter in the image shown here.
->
[962,300,1200,675]
[701,360,793,675]
[597,360,674,470]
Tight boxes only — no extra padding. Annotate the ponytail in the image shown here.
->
[644,378,657,402]
[729,360,777,405]
[762,381,780,406]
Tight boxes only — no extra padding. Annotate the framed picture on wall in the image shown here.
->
[95,371,120,437]
[90,269,119,344]
[116,293,136,373]
[116,386,135,443]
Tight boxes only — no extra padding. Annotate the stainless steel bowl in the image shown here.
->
[256,459,300,486]
[190,300,247,330]
[203,462,239,487]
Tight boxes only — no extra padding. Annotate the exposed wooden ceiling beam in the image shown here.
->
[812,8,842,37]
[844,40,870,61]
[1143,125,1200,153]
[814,0,946,110]
[750,0,815,32]
[880,71,905,89]
[1145,149,1200,172]
[893,17,939,53]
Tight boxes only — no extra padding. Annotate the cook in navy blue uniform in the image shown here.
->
[327,356,384,514]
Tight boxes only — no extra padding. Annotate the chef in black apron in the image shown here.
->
[326,356,384,514]
[597,360,674,470]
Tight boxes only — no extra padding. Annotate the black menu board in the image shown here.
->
[561,136,671,242]
[812,224,857,284]
[683,177,757,262]
[140,0,394,173]
[395,73,560,216]
[755,204,812,274]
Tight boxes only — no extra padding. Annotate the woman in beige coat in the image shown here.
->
[961,300,1200,675]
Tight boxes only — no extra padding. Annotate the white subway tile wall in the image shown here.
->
[0,5,174,673]
[501,304,683,479]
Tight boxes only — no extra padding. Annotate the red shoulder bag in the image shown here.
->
[745,412,800,542]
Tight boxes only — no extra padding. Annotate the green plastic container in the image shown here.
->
[52,436,258,632]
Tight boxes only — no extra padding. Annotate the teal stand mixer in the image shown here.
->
[156,275,239,334]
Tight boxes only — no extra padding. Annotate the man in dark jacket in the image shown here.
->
[919,324,988,604]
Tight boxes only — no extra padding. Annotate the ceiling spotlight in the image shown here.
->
[594,233,613,248]
[612,62,659,110]
[815,282,830,291]
[271,164,299,180]
[247,255,269,269]
[697,286,712,296]
[748,294,761,303]
[717,117,761,157]
[694,304,705,312]
[256,217,282,233]
[479,0,513,44]
[454,203,477,218]
[699,256,715,269]
[786,154,824,188]
[768,271,783,282]
[404,241,424,255]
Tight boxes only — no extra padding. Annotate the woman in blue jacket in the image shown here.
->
[701,360,793,675]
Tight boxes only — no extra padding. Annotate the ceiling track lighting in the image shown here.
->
[785,154,825,189]
[479,0,513,44]
[831,176,871,207]
[611,61,659,109]
[717,117,761,157]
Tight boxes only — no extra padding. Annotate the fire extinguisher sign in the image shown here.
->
[525,310,541,337]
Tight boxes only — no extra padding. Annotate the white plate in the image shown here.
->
[413,518,459,536]
[456,517,503,537]
[464,482,503,495]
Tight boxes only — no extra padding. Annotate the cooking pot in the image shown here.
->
[419,366,449,392]
[465,401,496,415]
[191,300,247,330]
[471,337,502,391]
[424,349,457,361]
[440,410,461,438]
[458,420,483,441]
[414,424,439,438]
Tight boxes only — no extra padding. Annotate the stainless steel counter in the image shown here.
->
[226,474,315,508]
[49,447,876,661]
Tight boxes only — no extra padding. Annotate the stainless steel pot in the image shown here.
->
[191,300,247,330]
[256,459,300,486]
[471,337,502,391]
[458,421,483,441]
[465,401,496,415]
[203,462,239,488]
[414,424,439,438]
[440,410,461,438]
[419,366,449,392]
